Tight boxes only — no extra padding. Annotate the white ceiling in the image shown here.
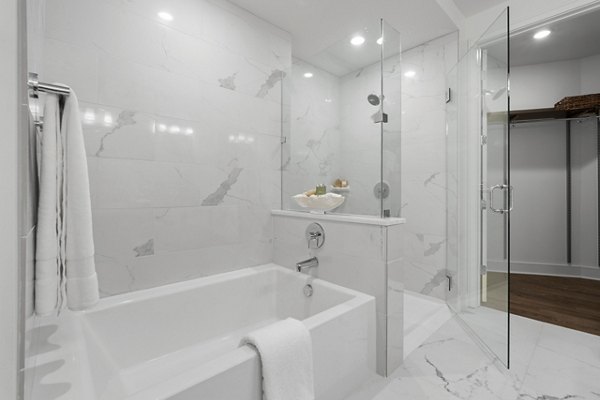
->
[452,0,506,17]
[227,0,459,74]
[486,8,600,67]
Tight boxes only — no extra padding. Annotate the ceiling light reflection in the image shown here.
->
[533,30,551,40]
[158,11,173,21]
[350,35,365,46]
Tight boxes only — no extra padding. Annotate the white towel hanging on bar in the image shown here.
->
[35,90,99,315]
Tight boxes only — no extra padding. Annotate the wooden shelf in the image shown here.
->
[488,107,600,123]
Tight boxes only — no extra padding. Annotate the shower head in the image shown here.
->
[367,94,381,106]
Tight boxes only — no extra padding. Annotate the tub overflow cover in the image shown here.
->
[303,284,313,297]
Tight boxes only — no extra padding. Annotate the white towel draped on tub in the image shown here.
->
[35,90,99,315]
[241,318,315,400]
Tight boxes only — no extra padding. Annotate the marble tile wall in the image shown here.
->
[40,0,291,296]
[284,52,402,217]
[272,213,405,376]
[338,55,403,217]
[396,33,458,301]
[282,59,342,209]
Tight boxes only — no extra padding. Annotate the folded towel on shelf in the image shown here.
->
[241,318,315,400]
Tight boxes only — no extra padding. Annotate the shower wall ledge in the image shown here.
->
[272,210,406,226]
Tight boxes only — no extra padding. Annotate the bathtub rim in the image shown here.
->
[81,263,373,316]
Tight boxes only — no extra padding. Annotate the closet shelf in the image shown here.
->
[489,107,600,124]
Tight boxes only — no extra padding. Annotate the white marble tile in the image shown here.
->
[92,208,155,260]
[519,346,600,400]
[345,315,600,400]
[95,254,137,297]
[283,58,342,210]
[458,307,509,366]
[42,0,291,298]
[508,315,543,387]
[396,322,518,400]
[151,162,223,208]
[102,0,208,41]
[153,206,241,253]
[87,157,155,208]
[96,55,163,116]
[398,33,458,301]
[387,263,404,316]
[536,321,600,369]
[376,312,387,376]
[41,38,99,103]
[80,103,154,161]
[387,312,404,373]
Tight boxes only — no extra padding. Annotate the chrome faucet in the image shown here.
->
[296,257,318,273]
[308,231,322,249]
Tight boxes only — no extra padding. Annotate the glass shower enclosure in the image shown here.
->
[282,19,402,218]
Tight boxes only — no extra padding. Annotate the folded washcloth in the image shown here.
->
[241,318,315,400]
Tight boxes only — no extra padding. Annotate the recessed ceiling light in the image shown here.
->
[533,29,551,40]
[377,37,383,45]
[350,35,366,46]
[303,72,314,78]
[404,70,416,78]
[158,11,174,21]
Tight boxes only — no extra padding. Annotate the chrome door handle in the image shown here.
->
[489,184,505,214]
[489,184,513,214]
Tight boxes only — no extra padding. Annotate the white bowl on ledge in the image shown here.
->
[293,193,345,214]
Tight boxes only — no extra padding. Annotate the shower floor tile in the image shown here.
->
[346,314,600,400]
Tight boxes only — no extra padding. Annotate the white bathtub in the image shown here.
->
[30,263,376,400]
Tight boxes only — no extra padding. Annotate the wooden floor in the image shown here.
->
[510,274,600,336]
[484,272,600,336]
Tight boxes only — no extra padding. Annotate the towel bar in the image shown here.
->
[28,72,71,130]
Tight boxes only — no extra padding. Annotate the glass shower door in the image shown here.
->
[446,8,510,368]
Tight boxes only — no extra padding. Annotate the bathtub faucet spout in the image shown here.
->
[296,257,318,273]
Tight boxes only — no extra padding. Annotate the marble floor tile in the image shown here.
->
[346,313,600,400]
[518,346,600,400]
[536,322,600,369]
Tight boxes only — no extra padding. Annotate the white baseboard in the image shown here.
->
[487,260,600,281]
